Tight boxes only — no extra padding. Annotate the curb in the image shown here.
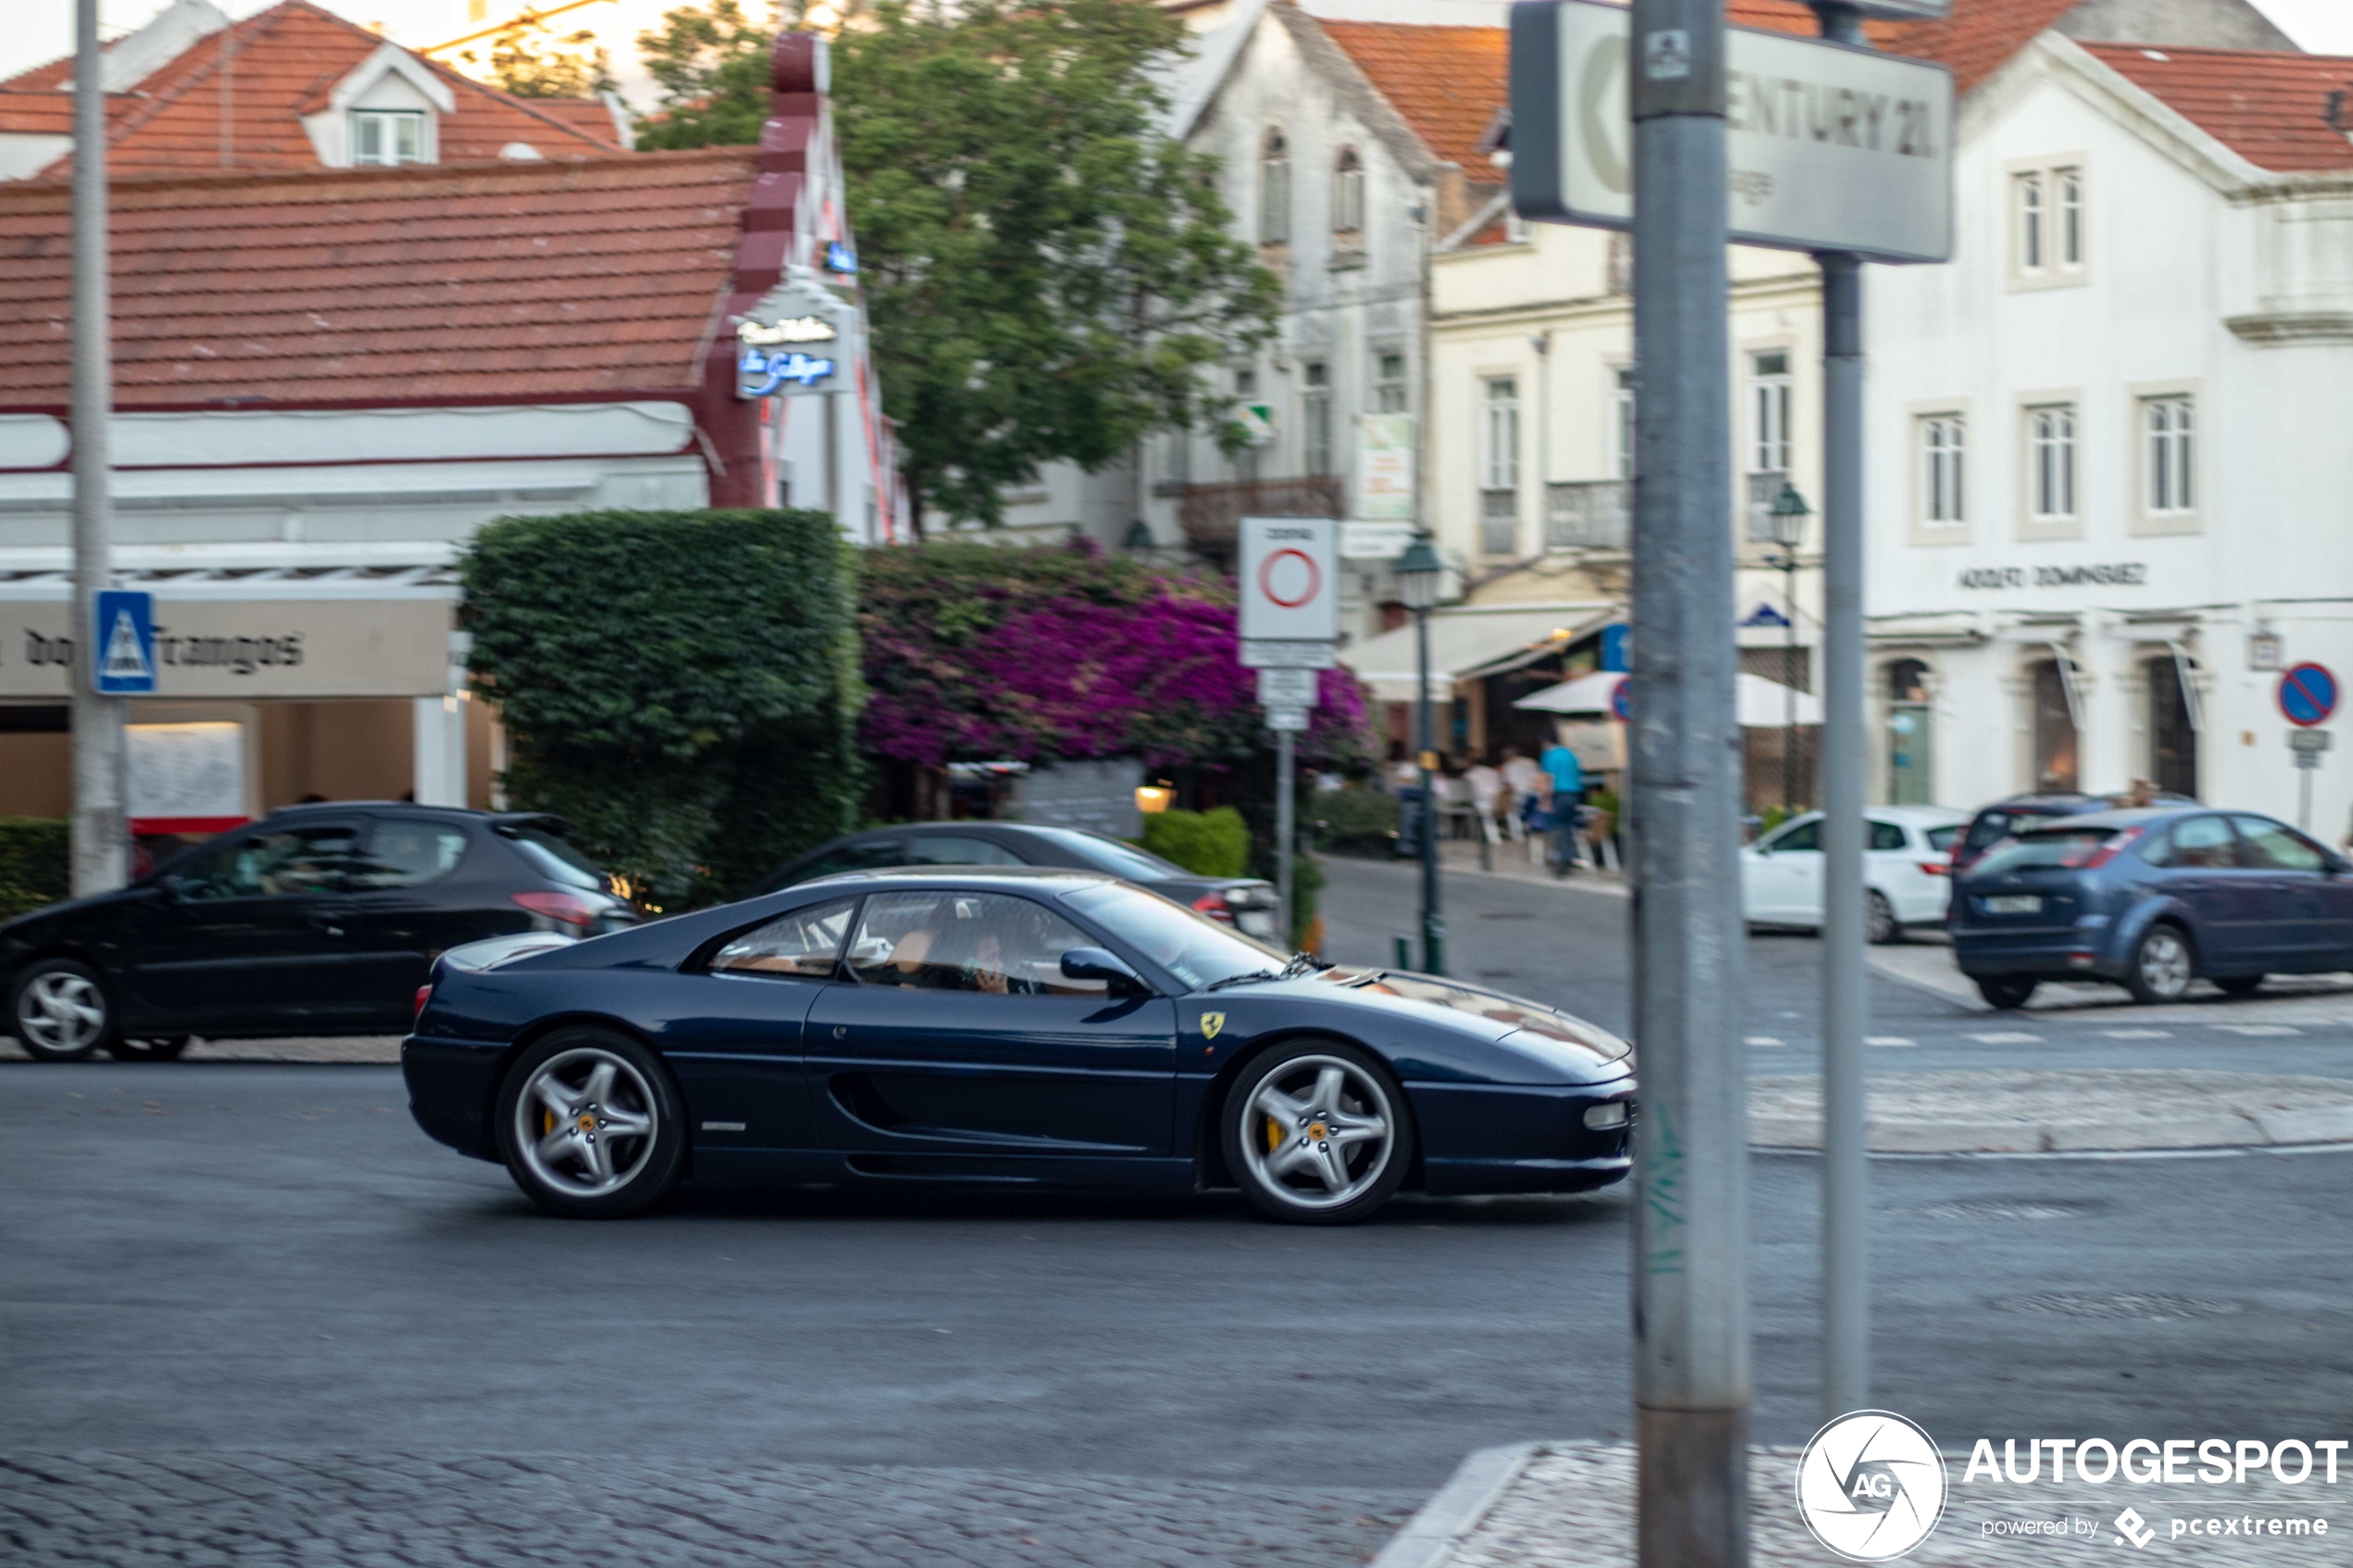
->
[1369,1441,1544,1568]
[1747,1102,2353,1153]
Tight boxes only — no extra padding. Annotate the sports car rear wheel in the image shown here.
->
[496,1030,685,1218]
[1224,1040,1412,1225]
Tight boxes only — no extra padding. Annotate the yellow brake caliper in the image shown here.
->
[1265,1116,1283,1153]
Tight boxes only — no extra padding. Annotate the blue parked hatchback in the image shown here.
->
[1951,807,2353,1009]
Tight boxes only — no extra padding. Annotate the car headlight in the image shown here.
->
[1584,1101,1630,1131]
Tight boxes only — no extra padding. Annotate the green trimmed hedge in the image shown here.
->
[461,509,865,909]
[0,817,69,923]
[1139,806,1250,879]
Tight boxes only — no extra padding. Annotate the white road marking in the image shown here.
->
[2214,1024,2303,1037]
[2101,1029,2172,1039]
[1867,1035,1917,1047]
[1745,1035,1786,1046]
[1969,1031,2043,1045]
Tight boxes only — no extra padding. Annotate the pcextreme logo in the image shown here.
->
[1796,1410,1952,1562]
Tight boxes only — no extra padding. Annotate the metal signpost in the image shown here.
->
[1239,519,1339,953]
[1512,0,1952,1553]
[2280,663,2338,831]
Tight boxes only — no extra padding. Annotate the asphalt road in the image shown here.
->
[8,856,2353,1563]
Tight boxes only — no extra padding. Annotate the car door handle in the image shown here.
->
[832,1024,849,1039]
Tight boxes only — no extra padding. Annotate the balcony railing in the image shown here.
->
[1175,477,1346,548]
[1545,479,1630,550]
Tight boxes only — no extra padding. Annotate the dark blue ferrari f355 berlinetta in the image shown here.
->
[400,867,1636,1223]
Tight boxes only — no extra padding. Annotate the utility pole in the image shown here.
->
[1628,0,1747,1562]
[1274,727,1296,946]
[1812,0,1871,1424]
[70,0,128,898]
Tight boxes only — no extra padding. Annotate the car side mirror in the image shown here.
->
[1061,947,1147,996]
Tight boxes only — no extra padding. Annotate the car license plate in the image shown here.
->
[1983,894,2042,915]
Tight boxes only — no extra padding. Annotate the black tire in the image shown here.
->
[107,1036,190,1061]
[1975,975,2037,1010]
[2215,975,2264,997]
[494,1028,686,1219]
[2124,922,2196,1006]
[7,958,118,1061]
[1866,890,1901,946]
[1221,1038,1414,1225]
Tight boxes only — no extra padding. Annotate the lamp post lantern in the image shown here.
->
[1395,533,1445,974]
[1768,481,1811,810]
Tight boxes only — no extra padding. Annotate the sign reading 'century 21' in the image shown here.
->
[1508,0,1955,264]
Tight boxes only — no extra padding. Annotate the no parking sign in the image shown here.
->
[2279,663,2338,728]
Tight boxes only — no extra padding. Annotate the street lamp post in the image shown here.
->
[1395,533,1445,975]
[1769,481,1811,811]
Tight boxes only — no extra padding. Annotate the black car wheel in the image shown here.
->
[1866,890,1900,946]
[107,1036,191,1061]
[1975,975,2037,1010]
[1222,1039,1413,1225]
[8,958,118,1061]
[496,1029,686,1219]
[2125,922,2196,1006]
[2215,975,2264,997]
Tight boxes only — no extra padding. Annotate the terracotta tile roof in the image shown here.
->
[0,91,76,137]
[0,149,755,408]
[15,0,621,179]
[1318,19,1508,169]
[1728,0,2084,95]
[2081,42,2353,171]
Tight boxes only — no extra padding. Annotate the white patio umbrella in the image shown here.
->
[1515,671,1821,727]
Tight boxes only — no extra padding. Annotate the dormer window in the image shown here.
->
[352,109,427,166]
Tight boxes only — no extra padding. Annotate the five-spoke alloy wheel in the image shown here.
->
[1224,1040,1412,1224]
[9,959,116,1061]
[496,1030,686,1218]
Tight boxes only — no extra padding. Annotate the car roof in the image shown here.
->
[260,803,563,830]
[1869,806,1969,824]
[854,822,1114,841]
[2020,805,2203,834]
[799,865,1121,889]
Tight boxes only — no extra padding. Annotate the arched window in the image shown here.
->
[1259,128,1290,245]
[1332,146,1365,235]
[1884,659,1933,805]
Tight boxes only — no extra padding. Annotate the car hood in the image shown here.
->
[1309,965,1633,1075]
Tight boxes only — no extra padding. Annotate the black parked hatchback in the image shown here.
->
[753,822,1287,941]
[1,803,633,1061]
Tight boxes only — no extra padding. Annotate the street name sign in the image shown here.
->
[93,589,157,696]
[1509,0,1955,263]
[1239,517,1338,671]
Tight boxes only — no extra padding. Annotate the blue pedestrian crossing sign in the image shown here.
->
[93,589,157,695]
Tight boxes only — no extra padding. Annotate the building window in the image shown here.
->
[1919,414,1965,524]
[2057,166,2083,268]
[2017,172,2045,272]
[2027,405,2078,522]
[1332,147,1364,236]
[1373,350,1407,413]
[352,109,426,166]
[1302,360,1332,476]
[1233,365,1260,483]
[2146,654,2197,798]
[1259,129,1290,245]
[1884,659,1934,806]
[2145,395,2194,515]
[1750,351,1791,476]
[1611,366,1635,480]
[2032,659,2079,793]
[1480,376,1520,555]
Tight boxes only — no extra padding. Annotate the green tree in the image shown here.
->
[487,29,619,99]
[638,0,1278,528]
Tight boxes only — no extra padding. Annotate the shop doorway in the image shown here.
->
[2145,656,2198,798]
[2031,659,2078,794]
[1883,659,1933,805]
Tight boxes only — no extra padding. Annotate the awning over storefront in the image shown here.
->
[1342,603,1617,703]
[1516,671,1822,727]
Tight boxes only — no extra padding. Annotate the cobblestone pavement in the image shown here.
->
[0,1451,1417,1568]
[0,1035,402,1064]
[1445,1443,2353,1567]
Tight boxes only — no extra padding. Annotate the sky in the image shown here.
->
[2,0,2350,107]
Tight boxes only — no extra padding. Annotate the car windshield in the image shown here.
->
[503,826,607,891]
[1026,827,1189,882]
[1926,825,1961,852]
[1062,882,1285,989]
[1971,828,2120,875]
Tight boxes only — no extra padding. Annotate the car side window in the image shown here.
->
[1869,822,1908,852]
[1768,820,1821,853]
[177,824,359,899]
[844,890,1106,996]
[794,839,907,882]
[2232,815,2326,872]
[2157,815,2236,871]
[907,836,1027,867]
[349,820,472,889]
[711,897,859,978]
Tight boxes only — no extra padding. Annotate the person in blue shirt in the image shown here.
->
[1539,739,1585,875]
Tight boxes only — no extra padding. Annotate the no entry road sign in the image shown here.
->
[2279,662,2338,728]
[1611,675,1632,721]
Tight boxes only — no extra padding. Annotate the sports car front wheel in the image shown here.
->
[495,1029,686,1219]
[1223,1040,1413,1224]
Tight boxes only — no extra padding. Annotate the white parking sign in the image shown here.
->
[1239,517,1338,644]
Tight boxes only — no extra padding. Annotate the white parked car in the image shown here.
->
[1741,806,1969,944]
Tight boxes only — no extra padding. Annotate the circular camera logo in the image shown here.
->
[1795,1410,1949,1562]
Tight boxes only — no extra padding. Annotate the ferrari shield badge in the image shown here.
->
[1200,1012,1226,1040]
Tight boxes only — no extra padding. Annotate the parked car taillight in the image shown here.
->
[1191,893,1236,924]
[1919,860,1949,877]
[412,984,433,1023]
[512,890,600,928]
